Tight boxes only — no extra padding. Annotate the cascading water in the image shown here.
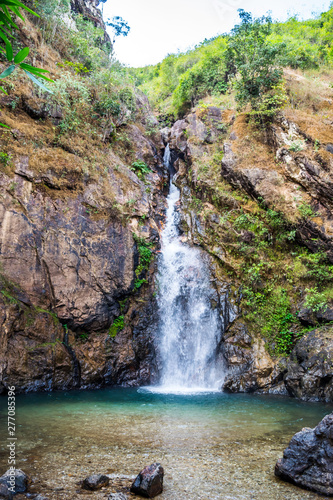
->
[155,145,225,393]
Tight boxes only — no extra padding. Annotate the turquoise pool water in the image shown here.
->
[0,388,331,499]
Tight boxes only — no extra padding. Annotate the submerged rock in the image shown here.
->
[275,412,333,496]
[0,469,28,494]
[130,463,164,498]
[82,473,110,490]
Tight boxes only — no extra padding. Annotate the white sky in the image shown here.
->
[101,0,332,67]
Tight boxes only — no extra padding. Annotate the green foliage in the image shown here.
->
[47,72,90,133]
[243,285,296,354]
[172,39,228,115]
[1,289,18,304]
[34,0,70,21]
[133,234,153,289]
[298,202,315,218]
[109,315,124,337]
[130,160,151,179]
[0,0,54,124]
[57,60,90,75]
[297,251,333,284]
[134,8,333,118]
[270,7,333,69]
[226,10,285,120]
[133,37,228,116]
[68,14,111,71]
[303,287,328,312]
[0,151,11,166]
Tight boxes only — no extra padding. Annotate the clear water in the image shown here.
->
[157,146,225,392]
[0,388,331,499]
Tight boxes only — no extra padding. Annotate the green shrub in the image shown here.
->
[298,202,315,218]
[130,161,151,179]
[109,315,124,337]
[133,235,153,289]
[303,287,327,312]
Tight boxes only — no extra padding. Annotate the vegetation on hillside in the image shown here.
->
[0,0,147,172]
[132,5,333,118]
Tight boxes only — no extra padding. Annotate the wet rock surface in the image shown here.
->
[275,412,333,496]
[131,463,164,498]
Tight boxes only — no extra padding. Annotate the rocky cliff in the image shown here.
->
[163,84,333,401]
[0,112,166,392]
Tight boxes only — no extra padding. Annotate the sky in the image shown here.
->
[100,0,332,67]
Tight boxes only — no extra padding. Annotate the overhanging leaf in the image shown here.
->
[0,64,15,78]
[20,64,53,82]
[14,46,28,64]
[22,69,53,93]
[5,39,12,61]
[19,62,50,74]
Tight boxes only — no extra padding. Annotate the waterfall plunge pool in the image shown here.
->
[0,388,331,499]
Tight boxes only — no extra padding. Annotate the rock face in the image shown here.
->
[0,100,166,393]
[222,325,333,400]
[82,474,110,491]
[70,0,111,44]
[284,326,333,402]
[222,323,284,394]
[130,463,164,498]
[275,412,333,495]
[0,469,28,495]
[221,115,333,263]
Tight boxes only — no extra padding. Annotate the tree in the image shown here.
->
[226,9,286,121]
[106,16,130,44]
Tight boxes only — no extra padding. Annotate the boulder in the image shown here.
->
[108,493,128,500]
[0,483,12,500]
[284,326,333,402]
[130,463,164,498]
[275,412,333,496]
[0,469,28,494]
[82,473,110,491]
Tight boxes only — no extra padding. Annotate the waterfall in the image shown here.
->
[155,145,225,393]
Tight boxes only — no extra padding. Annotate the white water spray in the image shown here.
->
[155,146,225,393]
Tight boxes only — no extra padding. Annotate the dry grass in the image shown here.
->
[284,108,333,144]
